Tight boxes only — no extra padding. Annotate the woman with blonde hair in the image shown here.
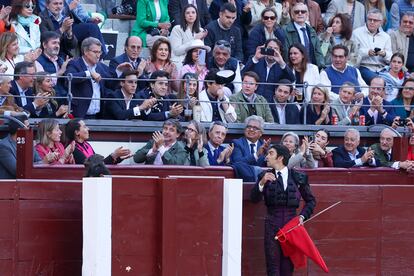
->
[35,118,75,165]
[300,84,332,125]
[183,120,209,166]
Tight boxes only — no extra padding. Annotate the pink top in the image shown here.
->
[35,142,75,165]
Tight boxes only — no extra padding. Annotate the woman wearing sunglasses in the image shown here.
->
[10,0,42,60]
[183,120,209,166]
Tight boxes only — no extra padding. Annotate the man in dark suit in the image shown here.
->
[332,128,380,168]
[250,144,316,276]
[241,39,295,102]
[370,128,413,170]
[204,121,233,166]
[359,77,395,126]
[136,70,183,121]
[65,37,113,118]
[10,62,48,117]
[108,36,147,91]
[133,119,187,165]
[270,79,301,124]
[105,71,156,120]
[0,114,42,179]
[168,0,211,28]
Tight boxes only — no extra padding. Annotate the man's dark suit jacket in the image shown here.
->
[359,97,395,126]
[108,53,147,91]
[168,0,210,27]
[231,137,265,165]
[9,81,36,116]
[105,89,145,120]
[65,57,113,118]
[269,100,301,124]
[370,143,395,168]
[241,57,295,102]
[136,88,180,121]
[332,145,381,168]
[204,144,226,166]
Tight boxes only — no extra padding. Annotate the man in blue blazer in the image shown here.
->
[359,77,395,126]
[204,121,233,166]
[241,38,295,102]
[269,79,301,124]
[332,128,380,168]
[65,37,113,118]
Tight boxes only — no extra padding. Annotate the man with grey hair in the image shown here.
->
[389,12,414,73]
[332,128,380,168]
[370,128,414,171]
[65,37,113,118]
[352,8,392,84]
[204,121,234,166]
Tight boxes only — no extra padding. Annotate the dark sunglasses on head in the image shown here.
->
[215,40,231,48]
[23,3,36,9]
[263,16,276,21]
[293,10,307,15]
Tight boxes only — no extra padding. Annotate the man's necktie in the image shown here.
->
[277,171,284,190]
[213,148,219,161]
[300,27,310,56]
[250,143,255,155]
[387,153,392,162]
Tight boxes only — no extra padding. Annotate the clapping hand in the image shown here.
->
[152,131,164,151]
[257,138,271,157]
[112,146,132,161]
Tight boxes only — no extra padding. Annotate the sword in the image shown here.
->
[275,201,342,241]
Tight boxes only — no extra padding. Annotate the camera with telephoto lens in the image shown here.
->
[396,118,409,126]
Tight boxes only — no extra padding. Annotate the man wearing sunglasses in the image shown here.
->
[283,2,324,69]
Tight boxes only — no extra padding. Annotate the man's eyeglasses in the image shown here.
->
[88,49,102,55]
[246,125,261,131]
[367,18,382,23]
[293,10,307,15]
[215,40,231,48]
[23,3,36,9]
[263,16,276,21]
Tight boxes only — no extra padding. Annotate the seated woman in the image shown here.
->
[65,119,132,165]
[0,75,25,116]
[177,72,200,115]
[379,53,410,102]
[10,0,42,59]
[300,84,331,125]
[183,120,209,166]
[35,118,75,164]
[179,39,210,93]
[391,78,414,120]
[33,72,68,118]
[309,129,333,167]
[170,4,207,70]
[281,131,315,169]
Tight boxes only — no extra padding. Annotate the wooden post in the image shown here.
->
[16,129,34,179]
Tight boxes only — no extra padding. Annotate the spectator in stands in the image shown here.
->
[352,9,392,84]
[0,75,25,116]
[300,84,331,125]
[137,70,183,121]
[320,44,368,102]
[199,68,237,123]
[287,43,320,103]
[364,0,391,31]
[379,53,410,102]
[250,0,289,28]
[324,0,365,29]
[131,0,170,48]
[177,72,199,113]
[170,5,208,70]
[179,39,210,92]
[183,120,209,166]
[65,119,132,164]
[0,5,14,33]
[391,78,414,120]
[292,0,324,34]
[281,131,315,168]
[319,13,357,66]
[309,128,333,167]
[205,3,244,62]
[133,119,187,165]
[207,40,242,94]
[105,70,156,120]
[65,37,112,119]
[39,0,77,58]
[332,128,379,168]
[243,38,294,103]
[33,72,69,117]
[145,38,179,93]
[108,36,147,91]
[35,118,75,164]
[205,121,234,166]
[35,31,70,99]
[168,0,210,28]
[246,8,286,59]
[10,61,49,117]
[283,2,324,69]
[331,82,361,125]
[10,0,42,59]
[370,128,414,171]
[269,79,300,124]
[229,71,274,123]
[0,114,42,179]
[360,76,396,126]
[389,12,414,73]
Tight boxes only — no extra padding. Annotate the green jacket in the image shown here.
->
[371,143,394,168]
[283,22,325,69]
[133,140,187,165]
[131,0,170,47]
[229,91,274,123]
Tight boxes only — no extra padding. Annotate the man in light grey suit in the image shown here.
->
[331,82,361,125]
[0,115,42,179]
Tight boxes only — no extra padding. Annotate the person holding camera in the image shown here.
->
[352,8,392,84]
